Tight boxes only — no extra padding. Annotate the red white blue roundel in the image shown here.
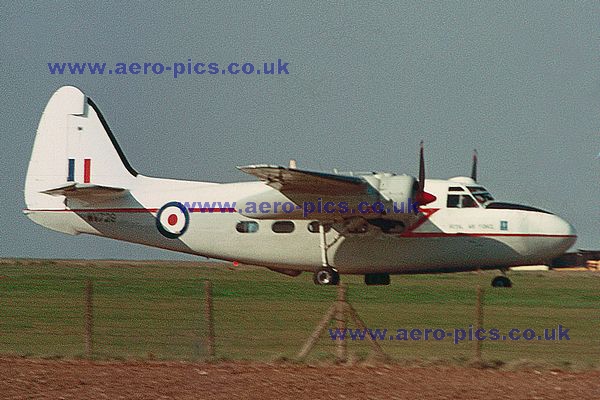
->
[156,202,189,239]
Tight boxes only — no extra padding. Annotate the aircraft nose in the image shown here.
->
[554,215,577,252]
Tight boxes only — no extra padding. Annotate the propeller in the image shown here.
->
[415,141,437,206]
[471,149,478,182]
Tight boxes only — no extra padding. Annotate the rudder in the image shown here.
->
[25,86,137,210]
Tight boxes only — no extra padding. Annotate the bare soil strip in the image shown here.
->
[1,358,599,400]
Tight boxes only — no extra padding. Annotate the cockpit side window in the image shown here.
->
[447,194,479,208]
[447,194,460,208]
[461,195,478,208]
[467,186,495,204]
[467,186,486,193]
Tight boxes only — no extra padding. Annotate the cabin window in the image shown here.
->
[448,186,464,191]
[308,221,332,233]
[272,221,295,233]
[236,221,259,233]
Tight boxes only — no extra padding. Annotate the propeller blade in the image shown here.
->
[415,140,436,207]
[418,140,425,193]
[471,149,478,182]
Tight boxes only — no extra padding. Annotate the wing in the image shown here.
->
[238,164,374,196]
[237,165,419,226]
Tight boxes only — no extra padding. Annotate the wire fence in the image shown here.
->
[0,267,598,366]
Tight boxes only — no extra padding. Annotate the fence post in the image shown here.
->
[474,285,484,363]
[205,280,215,358]
[84,279,93,358]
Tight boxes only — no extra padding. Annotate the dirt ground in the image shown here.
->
[1,358,599,400]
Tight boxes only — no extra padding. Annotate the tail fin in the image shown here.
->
[25,86,137,210]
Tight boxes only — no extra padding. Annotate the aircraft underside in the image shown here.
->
[26,209,570,288]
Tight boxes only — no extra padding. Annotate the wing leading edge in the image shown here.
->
[41,182,128,202]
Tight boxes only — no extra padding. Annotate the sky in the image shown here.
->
[1,1,599,259]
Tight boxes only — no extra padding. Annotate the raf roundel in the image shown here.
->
[156,202,189,239]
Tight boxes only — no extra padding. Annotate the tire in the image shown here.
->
[313,267,340,285]
[364,273,391,285]
[491,276,512,288]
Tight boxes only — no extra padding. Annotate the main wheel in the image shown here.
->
[313,267,340,285]
[491,276,512,288]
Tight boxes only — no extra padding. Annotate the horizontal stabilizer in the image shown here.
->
[41,182,128,200]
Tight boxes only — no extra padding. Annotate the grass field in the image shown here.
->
[0,259,598,368]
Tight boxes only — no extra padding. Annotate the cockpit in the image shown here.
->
[468,186,495,204]
[446,185,494,208]
[444,183,553,214]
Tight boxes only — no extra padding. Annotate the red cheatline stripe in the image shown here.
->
[83,159,91,183]
[24,208,237,213]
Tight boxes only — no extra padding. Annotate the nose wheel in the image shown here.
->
[491,275,512,288]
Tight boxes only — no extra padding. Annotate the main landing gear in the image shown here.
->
[491,275,512,288]
[313,222,341,286]
[312,217,377,285]
[313,267,340,285]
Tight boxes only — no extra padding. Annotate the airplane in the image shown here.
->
[24,86,577,287]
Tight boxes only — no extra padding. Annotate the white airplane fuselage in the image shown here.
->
[26,174,576,275]
[24,86,577,278]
